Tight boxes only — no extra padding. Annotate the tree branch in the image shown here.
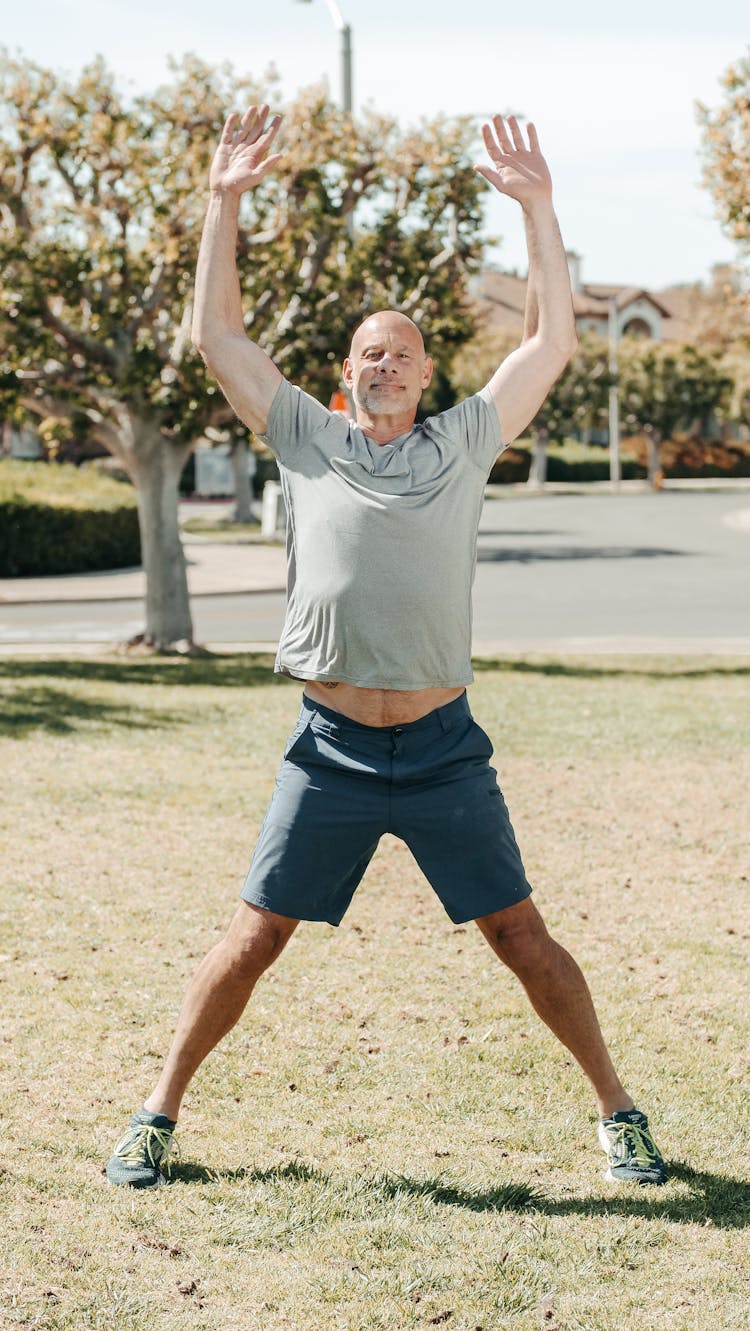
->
[35,293,120,372]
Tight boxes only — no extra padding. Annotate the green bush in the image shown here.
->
[0,459,140,577]
[546,455,646,482]
[486,448,646,484]
[665,458,750,478]
[488,448,531,483]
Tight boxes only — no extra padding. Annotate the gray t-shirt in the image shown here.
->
[262,378,503,690]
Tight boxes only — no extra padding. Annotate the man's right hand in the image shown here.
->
[209,105,283,198]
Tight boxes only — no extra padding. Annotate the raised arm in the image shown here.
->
[475,115,577,444]
[192,105,284,434]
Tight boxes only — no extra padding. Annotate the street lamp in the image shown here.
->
[608,296,621,490]
[294,0,353,113]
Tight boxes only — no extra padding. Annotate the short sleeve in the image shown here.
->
[425,389,504,475]
[260,379,334,464]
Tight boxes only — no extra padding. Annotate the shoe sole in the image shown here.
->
[106,1169,165,1189]
[604,1166,666,1186]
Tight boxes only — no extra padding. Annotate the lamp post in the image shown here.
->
[608,295,621,490]
[294,0,353,113]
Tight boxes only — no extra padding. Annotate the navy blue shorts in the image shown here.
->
[241,692,532,927]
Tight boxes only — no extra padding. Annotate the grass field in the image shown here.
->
[1,653,748,1331]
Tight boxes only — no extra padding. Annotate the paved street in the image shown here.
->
[472,489,750,652]
[1,489,748,653]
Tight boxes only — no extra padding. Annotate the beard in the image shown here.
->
[359,382,409,415]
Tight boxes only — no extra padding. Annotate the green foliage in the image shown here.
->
[618,340,733,442]
[0,458,139,575]
[531,334,613,442]
[545,454,645,482]
[0,52,487,450]
[487,444,645,485]
[0,458,133,506]
[697,49,750,254]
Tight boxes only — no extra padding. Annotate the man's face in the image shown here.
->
[342,313,433,419]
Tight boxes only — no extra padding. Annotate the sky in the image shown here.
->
[3,0,748,290]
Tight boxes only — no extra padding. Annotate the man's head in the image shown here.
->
[342,311,433,425]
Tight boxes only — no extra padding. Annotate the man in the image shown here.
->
[107,106,666,1189]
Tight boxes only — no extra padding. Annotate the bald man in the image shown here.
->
[106,107,666,1189]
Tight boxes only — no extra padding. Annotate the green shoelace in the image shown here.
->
[609,1122,659,1168]
[115,1123,175,1168]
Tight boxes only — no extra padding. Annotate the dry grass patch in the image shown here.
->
[0,653,748,1330]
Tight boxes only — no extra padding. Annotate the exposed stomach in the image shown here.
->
[303,680,466,726]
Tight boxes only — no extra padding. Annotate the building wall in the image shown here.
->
[575,301,663,341]
[618,299,662,339]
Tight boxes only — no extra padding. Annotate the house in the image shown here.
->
[474,252,673,343]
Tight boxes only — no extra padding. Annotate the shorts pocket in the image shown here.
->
[465,718,495,762]
[283,716,313,761]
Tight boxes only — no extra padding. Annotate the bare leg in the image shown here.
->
[142,901,299,1122]
[476,898,634,1118]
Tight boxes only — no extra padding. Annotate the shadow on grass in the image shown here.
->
[0,654,288,692]
[167,1159,750,1229]
[472,657,750,680]
[2,655,749,700]
[0,654,298,735]
[0,685,190,739]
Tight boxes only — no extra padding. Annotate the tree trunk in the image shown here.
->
[129,424,195,650]
[230,437,255,524]
[645,427,663,489]
[528,428,549,489]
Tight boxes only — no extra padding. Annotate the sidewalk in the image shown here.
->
[0,536,286,606]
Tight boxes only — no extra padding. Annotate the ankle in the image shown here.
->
[143,1094,179,1123]
[597,1091,635,1119]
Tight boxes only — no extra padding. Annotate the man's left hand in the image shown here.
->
[475,114,552,209]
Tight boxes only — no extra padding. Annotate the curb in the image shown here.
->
[0,584,286,608]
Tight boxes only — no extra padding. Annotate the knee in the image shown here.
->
[223,903,295,979]
[478,900,554,976]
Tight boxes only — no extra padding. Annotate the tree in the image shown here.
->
[527,335,612,486]
[696,48,750,421]
[0,53,487,650]
[618,341,733,485]
[697,50,750,256]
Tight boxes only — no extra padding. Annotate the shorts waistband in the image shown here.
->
[299,690,470,737]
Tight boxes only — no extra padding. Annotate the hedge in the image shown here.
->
[0,460,140,577]
[487,442,750,485]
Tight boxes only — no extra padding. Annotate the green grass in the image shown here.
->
[513,437,625,464]
[0,459,136,510]
[180,516,267,542]
[0,654,748,1330]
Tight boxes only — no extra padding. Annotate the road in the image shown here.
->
[1,490,748,652]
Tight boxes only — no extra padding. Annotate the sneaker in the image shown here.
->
[598,1108,666,1185]
[106,1109,177,1188]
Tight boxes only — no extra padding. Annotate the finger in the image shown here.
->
[256,152,284,181]
[481,148,526,171]
[491,114,513,153]
[482,122,507,165]
[473,164,502,188]
[248,103,271,142]
[259,113,283,149]
[507,115,526,152]
[221,112,240,143]
[527,122,540,153]
[238,104,263,141]
[481,122,498,157]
